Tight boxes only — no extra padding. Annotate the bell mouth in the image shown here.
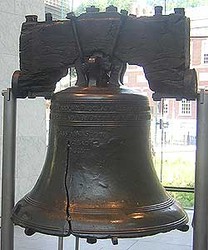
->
[12,86,188,241]
[69,198,189,239]
[12,195,188,239]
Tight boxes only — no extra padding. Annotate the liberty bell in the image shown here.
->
[11,6,196,245]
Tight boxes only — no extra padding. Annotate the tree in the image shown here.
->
[75,0,135,15]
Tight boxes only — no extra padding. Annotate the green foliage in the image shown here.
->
[154,156,194,186]
[170,192,194,208]
[153,154,195,208]
[75,0,134,15]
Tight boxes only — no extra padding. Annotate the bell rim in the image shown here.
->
[12,212,188,238]
[71,214,188,239]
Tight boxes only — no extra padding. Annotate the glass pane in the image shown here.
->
[124,65,196,209]
[49,1,208,210]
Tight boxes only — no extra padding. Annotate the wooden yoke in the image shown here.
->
[12,5,197,100]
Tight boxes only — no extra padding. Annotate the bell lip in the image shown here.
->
[12,211,188,239]
[12,213,71,237]
[70,214,189,239]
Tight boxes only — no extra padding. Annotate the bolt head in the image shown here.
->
[106,5,118,12]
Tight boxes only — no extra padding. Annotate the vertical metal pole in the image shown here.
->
[160,118,164,182]
[75,237,80,250]
[58,237,64,250]
[193,90,208,250]
[1,88,17,250]
[159,98,165,182]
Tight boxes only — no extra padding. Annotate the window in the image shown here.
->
[202,40,208,64]
[163,100,169,114]
[180,99,191,115]
[156,100,169,114]
[204,54,208,64]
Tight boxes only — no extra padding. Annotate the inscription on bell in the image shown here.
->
[12,86,188,239]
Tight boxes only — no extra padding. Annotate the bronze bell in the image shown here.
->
[12,84,188,242]
[11,9,191,242]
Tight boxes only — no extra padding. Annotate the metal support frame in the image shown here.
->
[58,236,80,250]
[0,88,80,250]
[75,237,80,250]
[58,237,64,250]
[2,87,208,250]
[193,89,208,250]
[1,88,17,250]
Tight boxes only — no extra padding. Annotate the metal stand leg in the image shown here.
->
[58,237,64,250]
[1,88,17,250]
[193,90,208,250]
[75,237,80,250]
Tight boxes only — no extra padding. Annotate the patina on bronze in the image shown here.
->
[12,85,189,242]
[12,5,197,100]
[12,6,191,245]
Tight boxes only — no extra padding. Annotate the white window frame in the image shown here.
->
[179,99,192,116]
[202,40,208,65]
[163,100,169,114]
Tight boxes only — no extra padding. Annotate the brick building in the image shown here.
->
[124,7,208,145]
[54,4,207,145]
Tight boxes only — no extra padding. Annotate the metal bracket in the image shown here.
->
[1,88,17,250]
[193,89,208,250]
